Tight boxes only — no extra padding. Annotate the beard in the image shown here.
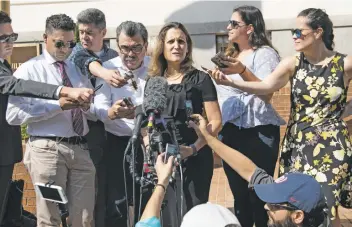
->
[268,216,297,227]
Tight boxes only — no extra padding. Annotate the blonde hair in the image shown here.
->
[149,22,194,77]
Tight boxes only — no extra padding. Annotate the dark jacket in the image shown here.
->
[0,60,59,166]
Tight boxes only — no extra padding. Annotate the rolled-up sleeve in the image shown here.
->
[248,167,275,188]
[69,44,101,78]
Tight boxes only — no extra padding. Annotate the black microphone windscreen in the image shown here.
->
[134,105,145,116]
[143,76,168,114]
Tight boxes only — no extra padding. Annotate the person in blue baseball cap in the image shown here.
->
[254,173,327,227]
[187,114,329,227]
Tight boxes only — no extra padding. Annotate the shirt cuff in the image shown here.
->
[47,100,64,113]
[54,86,63,99]
[84,57,102,79]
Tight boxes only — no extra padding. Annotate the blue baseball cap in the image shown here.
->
[254,173,326,214]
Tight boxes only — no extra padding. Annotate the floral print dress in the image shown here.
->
[280,52,352,220]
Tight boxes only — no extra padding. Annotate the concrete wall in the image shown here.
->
[10,0,352,64]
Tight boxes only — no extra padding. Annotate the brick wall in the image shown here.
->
[12,82,352,214]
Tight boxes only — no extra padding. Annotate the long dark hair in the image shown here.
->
[298,8,334,51]
[149,22,194,77]
[226,5,277,57]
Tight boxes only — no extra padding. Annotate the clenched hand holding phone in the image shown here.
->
[211,52,228,68]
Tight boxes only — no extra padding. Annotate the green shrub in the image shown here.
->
[21,124,29,140]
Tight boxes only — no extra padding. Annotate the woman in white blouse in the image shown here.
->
[207,5,285,227]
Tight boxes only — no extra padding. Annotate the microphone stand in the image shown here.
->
[58,203,69,227]
[166,119,184,221]
[44,181,69,227]
[123,139,132,227]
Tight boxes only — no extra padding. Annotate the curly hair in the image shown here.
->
[45,14,75,34]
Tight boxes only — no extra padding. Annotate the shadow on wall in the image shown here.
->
[163,1,262,50]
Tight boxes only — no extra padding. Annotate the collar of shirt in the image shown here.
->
[0,58,4,63]
[113,56,150,79]
[43,48,71,66]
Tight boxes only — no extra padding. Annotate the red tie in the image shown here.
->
[55,61,84,136]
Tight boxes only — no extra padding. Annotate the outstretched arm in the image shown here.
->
[0,65,92,102]
[188,114,257,182]
[210,56,296,95]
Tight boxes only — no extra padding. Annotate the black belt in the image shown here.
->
[30,136,87,145]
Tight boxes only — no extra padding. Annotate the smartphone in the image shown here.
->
[93,84,103,93]
[185,100,193,120]
[124,71,134,80]
[123,97,134,107]
[164,143,180,163]
[34,182,68,204]
[211,52,228,68]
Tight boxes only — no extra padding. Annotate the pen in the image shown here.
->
[93,84,103,92]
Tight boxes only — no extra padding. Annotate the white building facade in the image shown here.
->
[10,0,352,69]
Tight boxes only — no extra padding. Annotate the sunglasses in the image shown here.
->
[54,40,76,49]
[267,203,298,211]
[119,44,144,54]
[0,33,18,43]
[228,20,246,28]
[291,28,313,39]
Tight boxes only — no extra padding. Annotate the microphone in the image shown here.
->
[131,105,145,142]
[142,76,168,133]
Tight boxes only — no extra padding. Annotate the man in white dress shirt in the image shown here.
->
[93,21,150,227]
[6,14,95,227]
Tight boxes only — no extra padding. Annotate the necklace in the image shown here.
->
[164,70,183,81]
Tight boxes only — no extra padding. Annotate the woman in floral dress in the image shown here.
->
[209,8,352,226]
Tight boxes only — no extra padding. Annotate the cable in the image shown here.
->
[123,141,132,227]
[138,144,146,220]
[179,163,184,219]
[131,142,136,227]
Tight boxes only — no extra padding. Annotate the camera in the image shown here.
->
[35,183,68,204]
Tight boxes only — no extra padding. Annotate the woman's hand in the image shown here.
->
[218,56,246,75]
[155,153,175,187]
[179,145,193,159]
[207,68,233,86]
[187,114,212,141]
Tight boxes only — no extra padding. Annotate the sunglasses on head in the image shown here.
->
[119,44,144,54]
[0,33,18,43]
[228,20,246,28]
[54,40,76,49]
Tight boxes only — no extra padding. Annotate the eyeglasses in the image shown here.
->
[228,20,246,28]
[291,28,313,39]
[0,33,18,43]
[119,44,144,54]
[54,40,76,49]
[267,203,298,211]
